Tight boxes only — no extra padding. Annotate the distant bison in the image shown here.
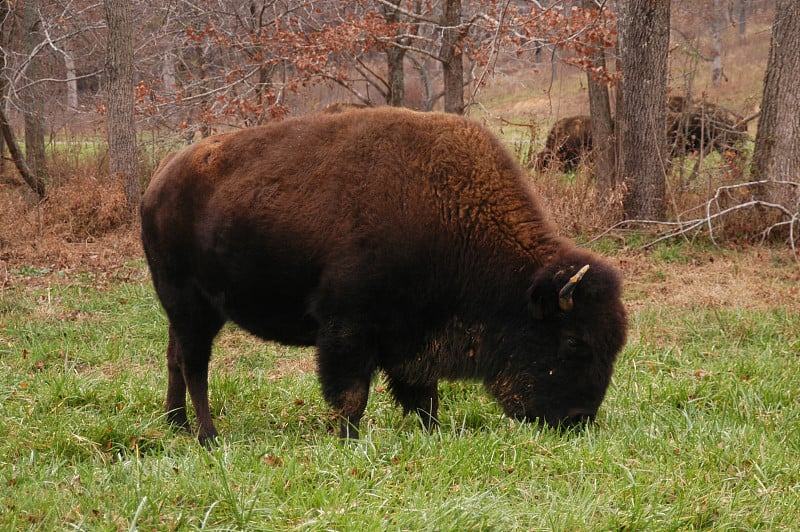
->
[533,115,593,172]
[321,102,370,114]
[666,94,689,114]
[668,99,748,157]
[141,107,628,444]
[534,99,748,173]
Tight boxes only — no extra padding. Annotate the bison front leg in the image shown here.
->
[316,321,375,439]
[385,375,440,431]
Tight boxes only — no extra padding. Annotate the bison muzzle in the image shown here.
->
[140,107,628,444]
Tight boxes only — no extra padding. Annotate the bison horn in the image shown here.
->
[558,264,590,312]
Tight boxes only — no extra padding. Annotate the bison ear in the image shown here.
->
[528,283,551,320]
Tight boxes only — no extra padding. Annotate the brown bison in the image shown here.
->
[533,115,593,172]
[533,99,748,173]
[321,102,370,114]
[140,107,628,444]
[666,94,689,114]
[667,98,749,157]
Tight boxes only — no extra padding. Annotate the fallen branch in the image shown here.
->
[588,180,800,261]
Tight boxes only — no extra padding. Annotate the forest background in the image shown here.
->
[0,0,797,259]
[1,1,800,529]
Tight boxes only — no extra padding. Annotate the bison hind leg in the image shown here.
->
[166,319,224,446]
[157,282,225,446]
[165,327,190,431]
[385,374,440,432]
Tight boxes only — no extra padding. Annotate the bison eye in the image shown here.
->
[562,336,583,356]
[565,337,579,349]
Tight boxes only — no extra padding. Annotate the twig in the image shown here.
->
[587,180,800,261]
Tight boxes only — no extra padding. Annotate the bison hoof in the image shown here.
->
[198,430,220,448]
[339,419,360,440]
[166,409,190,432]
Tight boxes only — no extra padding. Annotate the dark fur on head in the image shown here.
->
[490,248,628,427]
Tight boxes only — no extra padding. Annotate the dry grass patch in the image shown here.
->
[0,177,141,284]
[619,246,800,313]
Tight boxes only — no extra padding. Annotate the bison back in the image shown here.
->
[141,108,558,344]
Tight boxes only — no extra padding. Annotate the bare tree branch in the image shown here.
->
[588,180,800,261]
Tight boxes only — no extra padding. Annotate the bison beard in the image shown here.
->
[140,107,628,444]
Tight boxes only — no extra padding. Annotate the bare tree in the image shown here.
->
[710,0,724,86]
[22,0,47,184]
[441,0,464,114]
[750,1,800,199]
[735,0,748,44]
[0,100,45,197]
[582,0,617,196]
[379,0,408,106]
[104,0,139,211]
[618,0,670,220]
[0,0,8,175]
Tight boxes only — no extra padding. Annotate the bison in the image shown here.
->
[532,100,748,173]
[667,98,749,157]
[141,107,628,444]
[533,115,593,172]
[321,102,370,114]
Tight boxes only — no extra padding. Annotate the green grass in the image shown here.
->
[1,263,799,530]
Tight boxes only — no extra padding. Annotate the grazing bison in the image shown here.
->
[533,115,593,172]
[666,94,689,114]
[531,99,748,172]
[141,107,628,444]
[667,99,749,157]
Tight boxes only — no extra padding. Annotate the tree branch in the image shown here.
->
[0,101,46,198]
[589,180,800,261]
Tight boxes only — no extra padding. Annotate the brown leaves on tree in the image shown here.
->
[125,1,619,131]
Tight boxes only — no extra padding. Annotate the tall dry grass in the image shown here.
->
[529,167,626,238]
[0,162,137,269]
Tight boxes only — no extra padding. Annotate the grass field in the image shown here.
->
[1,247,798,531]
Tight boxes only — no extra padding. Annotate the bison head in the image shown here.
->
[488,249,627,429]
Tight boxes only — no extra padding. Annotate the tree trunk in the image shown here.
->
[711,0,724,86]
[441,0,464,114]
[0,0,7,175]
[22,0,47,184]
[65,48,79,109]
[583,0,616,197]
[613,40,625,188]
[381,0,406,107]
[387,45,406,107]
[104,0,140,212]
[161,52,177,96]
[618,0,670,220]
[750,0,800,197]
[0,104,46,197]
[737,0,748,44]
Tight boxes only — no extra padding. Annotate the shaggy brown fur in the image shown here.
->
[533,115,593,172]
[321,102,370,113]
[141,107,627,444]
